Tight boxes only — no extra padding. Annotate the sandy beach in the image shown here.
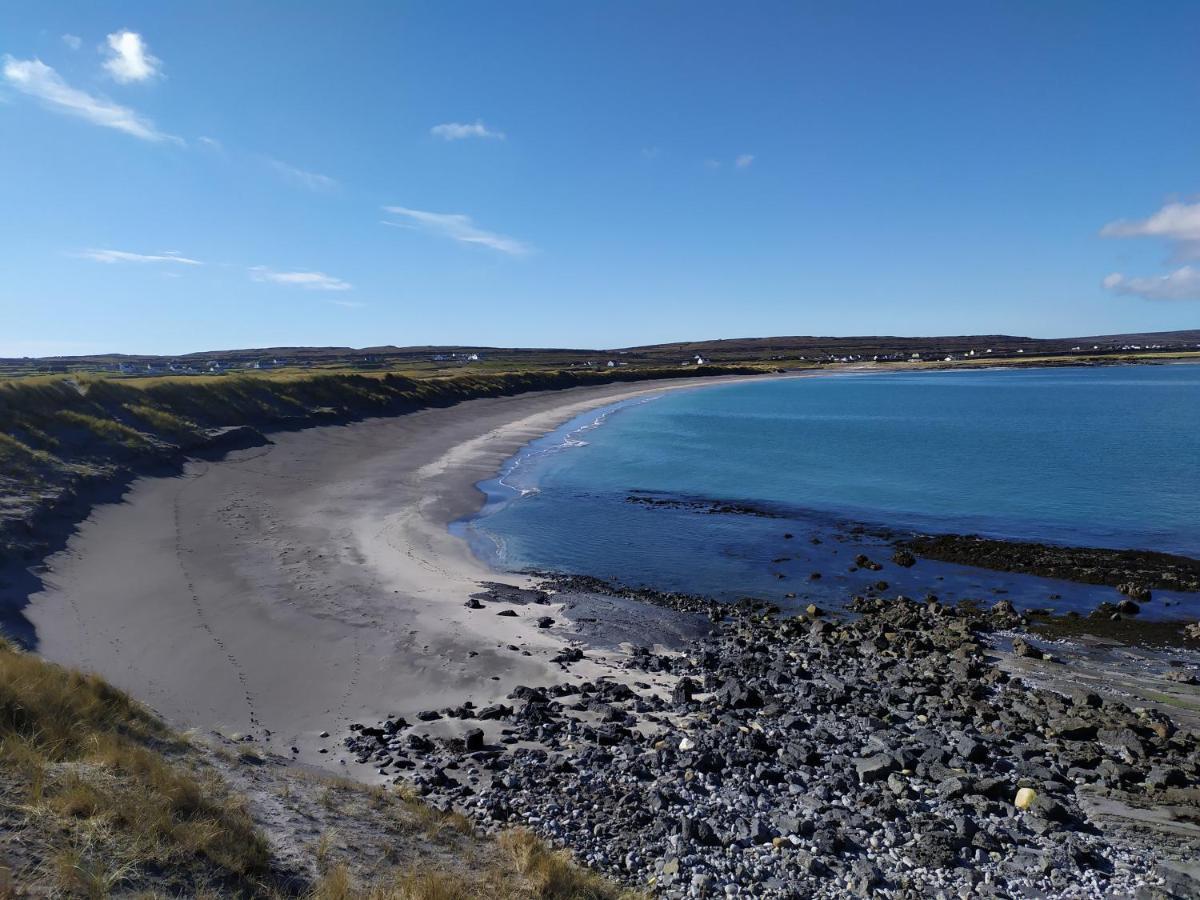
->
[19,375,765,767]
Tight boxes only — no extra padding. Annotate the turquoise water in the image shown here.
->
[461,365,1200,613]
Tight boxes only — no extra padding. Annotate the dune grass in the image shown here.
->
[0,639,645,898]
[0,637,269,894]
[305,827,646,900]
[0,364,757,560]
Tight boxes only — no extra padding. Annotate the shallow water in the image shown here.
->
[460,364,1200,617]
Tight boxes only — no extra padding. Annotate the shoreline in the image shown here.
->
[7,373,783,768]
[351,577,1200,897]
[8,364,1198,751]
[5,362,1199,896]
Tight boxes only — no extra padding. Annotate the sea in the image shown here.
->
[457,364,1200,618]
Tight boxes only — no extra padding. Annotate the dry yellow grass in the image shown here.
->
[0,637,269,893]
[292,777,643,900]
[0,644,647,899]
[306,838,648,900]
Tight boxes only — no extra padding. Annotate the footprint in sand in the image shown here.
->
[174,478,261,730]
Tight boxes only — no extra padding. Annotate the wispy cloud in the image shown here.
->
[267,158,338,191]
[330,298,365,308]
[430,120,505,141]
[1101,200,1200,262]
[79,248,201,265]
[703,159,721,170]
[103,30,161,83]
[381,206,532,256]
[250,267,351,291]
[2,56,179,142]
[61,34,82,51]
[1103,267,1200,301]
[735,153,755,169]
[198,135,223,151]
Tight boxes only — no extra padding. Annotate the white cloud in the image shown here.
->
[79,248,202,265]
[330,298,365,308]
[267,158,338,191]
[2,56,179,142]
[430,120,505,141]
[61,34,82,51]
[1101,200,1200,261]
[1103,267,1200,301]
[735,153,755,169]
[250,267,352,291]
[703,159,721,170]
[102,30,161,83]
[198,135,223,151]
[381,206,532,256]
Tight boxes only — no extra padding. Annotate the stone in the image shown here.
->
[992,598,1016,616]
[1014,787,1038,810]
[464,728,485,752]
[1011,637,1039,659]
[1049,717,1097,741]
[716,680,763,709]
[910,831,961,869]
[497,609,519,617]
[854,754,898,783]
[1116,582,1151,602]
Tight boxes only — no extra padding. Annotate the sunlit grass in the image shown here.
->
[0,637,269,891]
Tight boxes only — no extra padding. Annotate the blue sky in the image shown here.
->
[1,1,1198,357]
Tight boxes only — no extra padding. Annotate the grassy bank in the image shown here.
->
[0,637,642,897]
[0,636,268,895]
[0,364,759,562]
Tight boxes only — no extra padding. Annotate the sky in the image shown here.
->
[1,1,1198,357]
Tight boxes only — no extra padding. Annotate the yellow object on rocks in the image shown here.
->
[1014,787,1038,810]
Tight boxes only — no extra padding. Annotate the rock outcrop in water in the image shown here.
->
[900,534,1200,593]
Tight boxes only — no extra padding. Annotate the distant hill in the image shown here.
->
[3,330,1197,374]
[622,330,1200,357]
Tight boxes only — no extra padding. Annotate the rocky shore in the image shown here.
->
[340,580,1200,898]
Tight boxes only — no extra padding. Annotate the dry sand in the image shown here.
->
[22,375,770,768]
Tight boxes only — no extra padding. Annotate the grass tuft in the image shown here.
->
[0,637,270,891]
